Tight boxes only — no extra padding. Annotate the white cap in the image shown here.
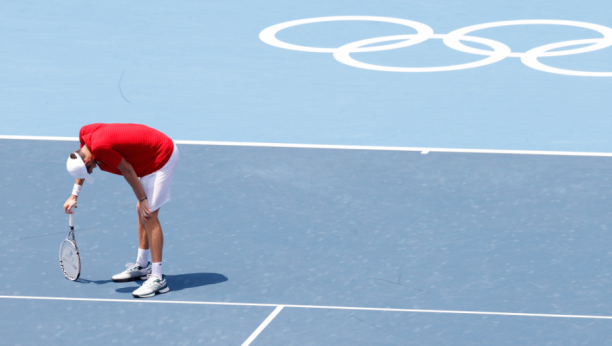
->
[66,152,94,184]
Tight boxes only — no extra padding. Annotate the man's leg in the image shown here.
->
[143,209,163,264]
[110,213,153,282]
[138,215,149,251]
[136,215,150,267]
[132,208,169,298]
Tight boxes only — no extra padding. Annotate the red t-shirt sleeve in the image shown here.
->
[93,145,123,170]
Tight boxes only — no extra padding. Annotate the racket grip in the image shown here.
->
[69,213,74,227]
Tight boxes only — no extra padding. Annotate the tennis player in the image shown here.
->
[63,123,179,298]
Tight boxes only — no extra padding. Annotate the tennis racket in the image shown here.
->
[59,211,81,281]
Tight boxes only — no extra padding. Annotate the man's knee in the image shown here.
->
[144,209,161,228]
[149,208,160,219]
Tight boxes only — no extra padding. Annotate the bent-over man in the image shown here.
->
[64,123,179,298]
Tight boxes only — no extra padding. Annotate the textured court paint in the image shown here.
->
[2,299,609,346]
[1,139,611,345]
[0,0,612,151]
[2,1,611,344]
[255,308,612,346]
[0,298,273,345]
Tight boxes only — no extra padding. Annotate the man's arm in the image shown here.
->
[117,158,152,221]
[63,178,84,214]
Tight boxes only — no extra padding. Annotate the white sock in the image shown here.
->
[136,248,150,267]
[152,262,162,279]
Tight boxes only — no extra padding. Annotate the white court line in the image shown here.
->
[241,305,284,346]
[1,295,612,320]
[0,135,80,142]
[1,134,612,157]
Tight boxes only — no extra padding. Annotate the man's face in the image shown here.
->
[84,159,97,174]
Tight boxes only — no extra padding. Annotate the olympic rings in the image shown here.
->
[522,39,612,77]
[259,16,434,53]
[444,20,612,58]
[259,16,612,76]
[334,34,510,72]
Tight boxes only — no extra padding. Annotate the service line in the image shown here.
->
[1,135,612,157]
[241,305,284,346]
[1,295,612,320]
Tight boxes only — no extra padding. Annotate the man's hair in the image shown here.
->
[70,149,86,160]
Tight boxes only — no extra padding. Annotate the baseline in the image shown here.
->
[1,135,612,157]
[1,295,611,320]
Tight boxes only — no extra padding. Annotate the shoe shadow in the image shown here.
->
[114,272,228,293]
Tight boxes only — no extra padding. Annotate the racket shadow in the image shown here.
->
[113,272,228,293]
[75,278,114,285]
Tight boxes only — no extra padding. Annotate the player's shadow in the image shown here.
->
[167,273,228,291]
[114,272,228,293]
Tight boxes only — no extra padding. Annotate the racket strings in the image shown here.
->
[60,240,80,279]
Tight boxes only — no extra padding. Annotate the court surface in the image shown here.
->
[1,0,612,345]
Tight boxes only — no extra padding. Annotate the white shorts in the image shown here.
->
[140,143,179,212]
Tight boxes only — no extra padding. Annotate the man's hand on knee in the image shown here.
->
[137,199,152,223]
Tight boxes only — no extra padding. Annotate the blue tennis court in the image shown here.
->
[1,0,612,345]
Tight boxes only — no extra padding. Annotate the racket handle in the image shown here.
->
[69,213,74,227]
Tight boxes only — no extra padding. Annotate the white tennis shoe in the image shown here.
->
[132,274,170,298]
[111,262,152,282]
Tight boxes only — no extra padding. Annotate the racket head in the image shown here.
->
[59,239,81,281]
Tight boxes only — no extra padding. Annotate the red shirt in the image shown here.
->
[79,123,174,177]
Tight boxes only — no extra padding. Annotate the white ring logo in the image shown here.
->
[259,16,612,77]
